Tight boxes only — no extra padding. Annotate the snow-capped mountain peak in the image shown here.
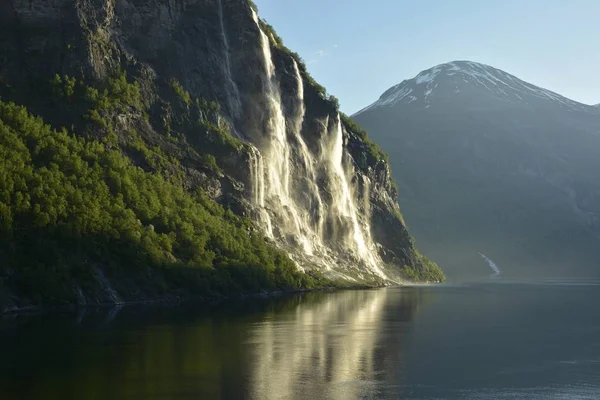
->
[355,61,593,115]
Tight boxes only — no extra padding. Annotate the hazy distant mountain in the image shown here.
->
[354,61,600,279]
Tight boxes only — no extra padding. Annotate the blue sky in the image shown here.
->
[254,0,600,114]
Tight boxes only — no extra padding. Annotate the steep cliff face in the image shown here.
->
[0,0,440,308]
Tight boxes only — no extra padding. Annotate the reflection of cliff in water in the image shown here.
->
[0,289,430,399]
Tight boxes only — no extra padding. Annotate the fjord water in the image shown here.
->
[2,281,600,399]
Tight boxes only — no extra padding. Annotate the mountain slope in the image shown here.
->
[0,0,442,311]
[354,61,600,279]
[358,61,592,114]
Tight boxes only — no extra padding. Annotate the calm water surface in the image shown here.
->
[1,280,600,399]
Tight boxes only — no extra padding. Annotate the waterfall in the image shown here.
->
[217,0,242,120]
[325,117,384,278]
[291,60,325,237]
[248,144,273,237]
[248,10,386,279]
[362,175,372,222]
[249,145,266,207]
[478,253,501,276]
[254,12,315,255]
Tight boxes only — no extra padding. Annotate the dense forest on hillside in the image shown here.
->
[0,0,444,311]
[0,73,332,308]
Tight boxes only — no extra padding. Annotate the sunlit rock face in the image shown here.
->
[0,0,426,283]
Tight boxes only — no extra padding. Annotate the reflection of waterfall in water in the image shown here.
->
[247,10,386,280]
[478,253,501,276]
[247,289,415,400]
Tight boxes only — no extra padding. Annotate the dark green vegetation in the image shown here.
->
[399,253,445,283]
[0,73,330,306]
[0,0,443,310]
[339,113,388,163]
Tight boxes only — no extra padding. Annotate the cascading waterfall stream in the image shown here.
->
[248,10,386,279]
[325,117,384,278]
[362,175,372,226]
[248,146,265,207]
[478,253,501,276]
[254,10,315,255]
[217,0,242,121]
[248,145,273,237]
[291,60,325,238]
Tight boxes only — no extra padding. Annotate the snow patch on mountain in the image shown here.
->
[355,61,594,115]
[374,86,413,108]
[415,66,442,85]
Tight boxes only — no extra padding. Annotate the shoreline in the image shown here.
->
[1,284,386,317]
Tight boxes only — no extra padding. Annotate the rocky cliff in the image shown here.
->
[0,0,442,310]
